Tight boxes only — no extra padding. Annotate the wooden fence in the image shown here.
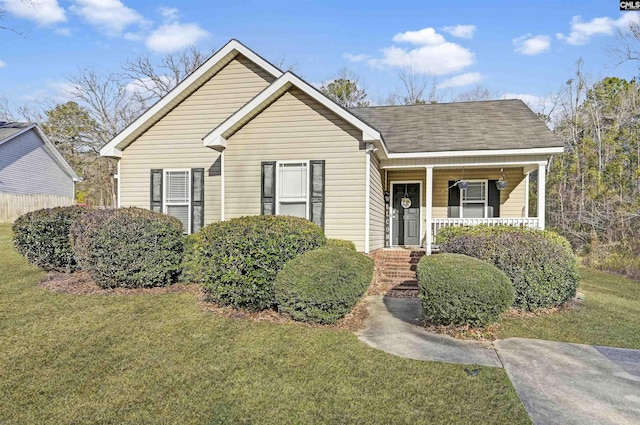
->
[0,193,76,223]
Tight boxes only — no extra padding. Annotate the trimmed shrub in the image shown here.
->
[325,238,356,251]
[188,215,325,310]
[275,246,374,324]
[417,253,514,327]
[71,208,184,288]
[439,225,579,310]
[13,205,91,272]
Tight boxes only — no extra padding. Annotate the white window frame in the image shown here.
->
[460,179,488,218]
[163,168,191,233]
[275,160,310,219]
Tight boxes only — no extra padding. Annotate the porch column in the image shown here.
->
[537,163,546,230]
[425,166,433,255]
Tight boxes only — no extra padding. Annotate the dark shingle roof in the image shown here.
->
[349,99,562,153]
[0,122,33,144]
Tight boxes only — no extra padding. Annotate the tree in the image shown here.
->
[320,69,370,108]
[121,46,213,105]
[454,85,497,102]
[385,66,442,105]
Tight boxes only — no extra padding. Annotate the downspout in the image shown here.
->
[117,160,121,208]
[221,150,225,221]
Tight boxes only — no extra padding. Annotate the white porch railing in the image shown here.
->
[431,217,540,243]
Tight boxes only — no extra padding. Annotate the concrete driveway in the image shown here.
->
[358,295,640,425]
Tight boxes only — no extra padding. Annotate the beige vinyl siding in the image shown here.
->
[119,55,275,225]
[369,153,385,251]
[225,88,367,251]
[432,168,526,218]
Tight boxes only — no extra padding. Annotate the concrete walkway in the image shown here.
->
[357,295,640,425]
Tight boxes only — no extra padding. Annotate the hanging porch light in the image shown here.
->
[496,168,508,190]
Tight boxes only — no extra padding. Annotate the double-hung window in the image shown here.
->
[460,180,487,218]
[276,162,309,219]
[150,168,204,234]
[261,160,325,228]
[164,169,191,231]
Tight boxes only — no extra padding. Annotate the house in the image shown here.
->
[0,122,80,222]
[100,40,563,254]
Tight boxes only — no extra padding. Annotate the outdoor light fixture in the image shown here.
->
[384,191,390,204]
[495,168,508,190]
[457,168,468,189]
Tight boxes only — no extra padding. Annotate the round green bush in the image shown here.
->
[12,205,91,272]
[186,215,325,311]
[325,238,356,250]
[417,253,514,327]
[275,246,374,324]
[439,226,579,310]
[71,207,184,288]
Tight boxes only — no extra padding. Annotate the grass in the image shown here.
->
[498,268,640,349]
[0,224,530,425]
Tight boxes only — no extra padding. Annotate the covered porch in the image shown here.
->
[380,159,548,255]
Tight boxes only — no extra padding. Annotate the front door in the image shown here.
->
[392,183,420,246]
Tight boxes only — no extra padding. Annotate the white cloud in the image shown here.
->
[442,24,476,39]
[0,60,6,68]
[367,28,475,75]
[145,23,208,53]
[557,13,640,45]
[343,53,369,62]
[501,93,556,116]
[0,0,66,26]
[513,34,551,55]
[70,0,144,35]
[54,27,72,36]
[438,72,483,88]
[159,6,179,21]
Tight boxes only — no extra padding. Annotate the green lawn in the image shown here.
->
[498,268,640,349]
[0,224,530,425]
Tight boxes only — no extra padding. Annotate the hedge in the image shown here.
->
[275,246,374,324]
[417,253,514,327]
[325,238,356,250]
[439,225,579,310]
[71,207,184,288]
[13,205,91,272]
[185,215,325,310]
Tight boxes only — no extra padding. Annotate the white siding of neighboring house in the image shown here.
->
[225,88,368,251]
[118,55,275,225]
[0,128,74,198]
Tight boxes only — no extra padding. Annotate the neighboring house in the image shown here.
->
[100,40,563,254]
[0,122,80,222]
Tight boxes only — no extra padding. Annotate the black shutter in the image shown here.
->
[488,180,500,217]
[150,169,163,213]
[261,161,276,215]
[309,160,325,228]
[447,180,460,218]
[191,168,205,233]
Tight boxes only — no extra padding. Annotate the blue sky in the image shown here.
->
[1,0,639,114]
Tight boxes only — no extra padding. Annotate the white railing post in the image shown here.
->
[425,166,433,255]
[537,163,546,230]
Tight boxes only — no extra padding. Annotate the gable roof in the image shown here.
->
[100,39,283,158]
[349,100,563,155]
[0,121,81,181]
[203,72,382,150]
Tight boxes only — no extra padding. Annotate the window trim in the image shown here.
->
[460,179,488,218]
[275,160,310,219]
[163,168,191,233]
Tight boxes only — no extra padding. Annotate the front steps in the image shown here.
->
[369,248,425,297]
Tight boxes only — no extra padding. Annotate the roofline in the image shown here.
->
[202,71,385,151]
[385,146,564,159]
[33,125,82,181]
[1,123,81,181]
[100,39,284,158]
[0,123,35,146]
